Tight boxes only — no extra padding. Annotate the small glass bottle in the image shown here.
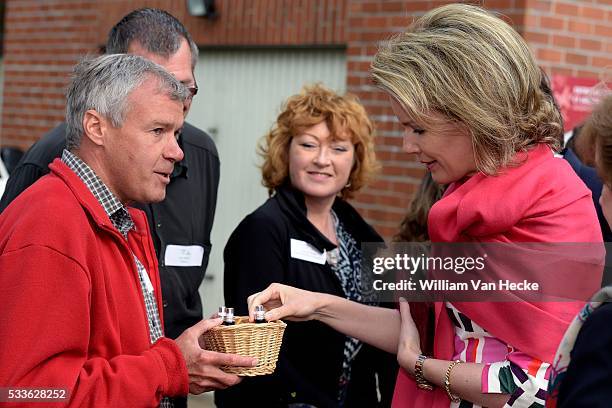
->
[218,306,227,319]
[254,305,266,323]
[223,307,235,326]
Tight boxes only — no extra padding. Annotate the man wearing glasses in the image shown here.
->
[0,9,219,407]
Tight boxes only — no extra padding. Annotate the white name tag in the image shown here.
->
[164,244,205,267]
[141,270,154,293]
[290,239,326,264]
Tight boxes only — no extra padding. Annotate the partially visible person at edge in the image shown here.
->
[548,94,612,407]
[394,173,444,358]
[0,13,219,400]
[562,125,612,241]
[216,84,398,408]
[245,4,603,408]
[0,54,255,407]
[538,72,612,243]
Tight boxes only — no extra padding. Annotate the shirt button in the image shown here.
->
[163,301,168,308]
[156,223,162,228]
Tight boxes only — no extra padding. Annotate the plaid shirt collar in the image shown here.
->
[61,149,134,237]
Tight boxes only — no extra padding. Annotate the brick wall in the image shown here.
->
[95,0,347,48]
[2,0,611,239]
[522,0,612,78]
[1,0,347,151]
[2,0,102,149]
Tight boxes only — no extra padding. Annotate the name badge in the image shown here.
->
[141,270,154,293]
[164,244,204,267]
[290,239,326,265]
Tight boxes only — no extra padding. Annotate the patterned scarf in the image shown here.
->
[546,287,612,407]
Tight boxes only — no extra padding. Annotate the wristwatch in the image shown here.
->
[415,354,433,390]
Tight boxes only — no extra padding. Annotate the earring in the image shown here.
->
[345,181,351,188]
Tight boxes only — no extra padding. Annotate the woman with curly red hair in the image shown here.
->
[215,83,398,408]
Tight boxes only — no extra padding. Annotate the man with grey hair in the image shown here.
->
[0,11,222,406]
[0,54,254,407]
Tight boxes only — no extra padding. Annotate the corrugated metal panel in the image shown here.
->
[189,48,346,315]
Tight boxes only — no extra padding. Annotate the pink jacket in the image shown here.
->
[393,145,603,407]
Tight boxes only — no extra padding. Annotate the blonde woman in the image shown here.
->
[247,5,602,408]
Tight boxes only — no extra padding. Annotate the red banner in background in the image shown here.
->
[551,75,611,132]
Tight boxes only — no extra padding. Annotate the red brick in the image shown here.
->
[347,46,365,56]
[593,56,612,68]
[579,38,603,51]
[540,16,565,30]
[595,24,612,36]
[365,209,405,223]
[374,225,400,239]
[360,2,380,13]
[362,16,389,28]
[347,75,368,86]
[369,179,392,191]
[404,2,431,12]
[554,2,579,16]
[349,2,363,13]
[522,13,538,28]
[580,5,606,20]
[380,1,405,13]
[484,0,515,8]
[375,136,404,148]
[349,16,365,26]
[537,48,564,63]
[391,180,421,194]
[565,53,589,65]
[390,16,411,28]
[347,60,372,72]
[568,20,593,34]
[529,0,553,12]
[523,31,549,45]
[550,67,574,76]
[383,165,427,179]
[552,34,576,48]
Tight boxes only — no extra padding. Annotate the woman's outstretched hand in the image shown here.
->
[396,298,423,374]
[247,283,324,322]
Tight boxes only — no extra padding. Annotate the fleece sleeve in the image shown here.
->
[0,245,188,407]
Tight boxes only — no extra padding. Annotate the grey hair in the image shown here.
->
[106,8,199,69]
[65,54,189,150]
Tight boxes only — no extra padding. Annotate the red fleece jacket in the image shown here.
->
[0,159,189,407]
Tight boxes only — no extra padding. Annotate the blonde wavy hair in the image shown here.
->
[259,84,379,199]
[371,4,562,175]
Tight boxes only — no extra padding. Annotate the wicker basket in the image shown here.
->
[202,317,287,376]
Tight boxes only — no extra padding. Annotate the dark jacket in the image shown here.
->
[216,185,398,408]
[557,302,612,407]
[562,146,612,242]
[0,121,220,340]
